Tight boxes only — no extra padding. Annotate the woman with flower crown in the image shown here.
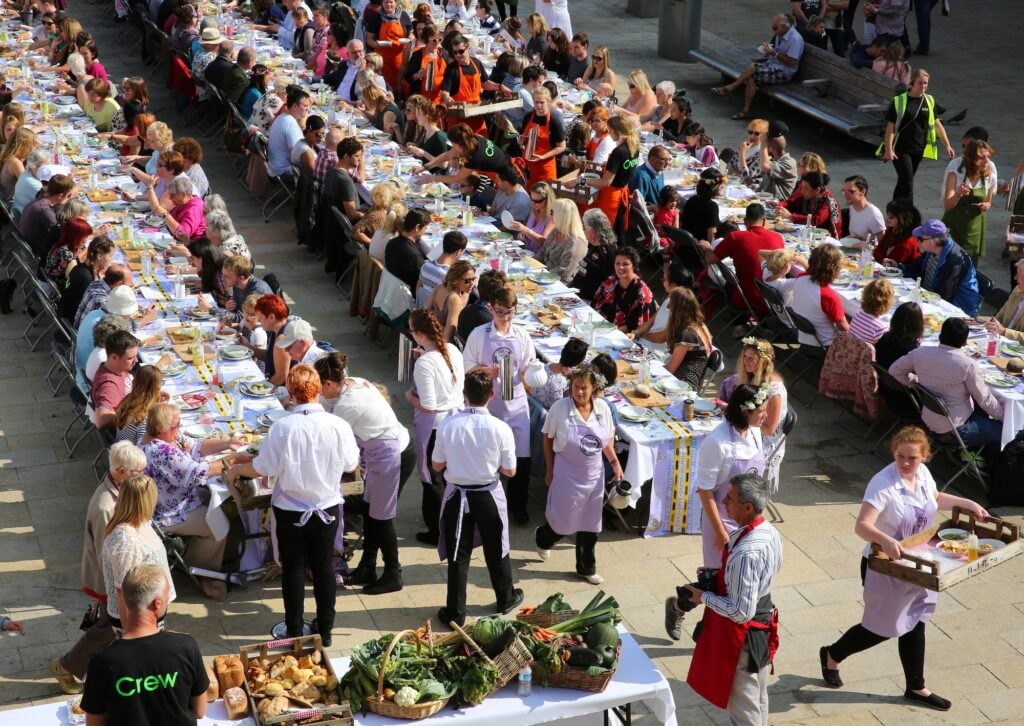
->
[719,337,789,491]
[535,365,625,585]
[695,383,769,568]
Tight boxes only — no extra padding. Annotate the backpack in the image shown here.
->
[991,430,1024,506]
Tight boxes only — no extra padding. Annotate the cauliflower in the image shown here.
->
[393,686,419,707]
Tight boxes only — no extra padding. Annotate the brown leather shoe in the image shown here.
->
[50,658,83,694]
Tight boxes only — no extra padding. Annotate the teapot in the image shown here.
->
[523,359,549,389]
[607,480,633,510]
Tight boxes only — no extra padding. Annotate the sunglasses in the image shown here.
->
[463,276,476,284]
[592,55,603,61]
[530,197,545,203]
[453,47,468,55]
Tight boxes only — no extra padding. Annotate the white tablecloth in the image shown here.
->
[0,631,676,726]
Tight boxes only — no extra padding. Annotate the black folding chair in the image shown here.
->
[754,278,799,347]
[331,207,360,295]
[695,348,724,397]
[784,307,831,405]
[976,271,1009,313]
[871,363,923,456]
[714,262,760,349]
[765,407,797,523]
[911,383,988,493]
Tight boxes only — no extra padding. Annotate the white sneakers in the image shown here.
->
[536,547,551,561]
[582,573,604,585]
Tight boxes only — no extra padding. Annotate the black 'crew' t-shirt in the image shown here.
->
[81,631,209,726]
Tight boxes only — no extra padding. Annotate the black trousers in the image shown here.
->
[61,601,115,679]
[506,456,531,517]
[420,430,446,537]
[442,487,515,619]
[826,557,927,691]
[492,0,516,20]
[274,505,339,637]
[891,151,923,204]
[535,523,598,576]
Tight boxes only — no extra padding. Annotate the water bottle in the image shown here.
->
[638,351,650,388]
[173,269,185,299]
[232,395,245,420]
[987,330,998,358]
[517,664,532,697]
[860,238,873,280]
[140,249,151,277]
[213,356,222,386]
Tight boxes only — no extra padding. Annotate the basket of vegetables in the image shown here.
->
[340,628,455,720]
[516,592,578,628]
[453,618,533,697]
[519,591,623,693]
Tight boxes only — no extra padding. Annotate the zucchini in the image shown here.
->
[565,647,603,668]
[583,622,619,651]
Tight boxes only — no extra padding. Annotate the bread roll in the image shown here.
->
[634,384,651,398]
[224,687,249,720]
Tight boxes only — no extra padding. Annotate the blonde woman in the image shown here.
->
[362,83,405,142]
[576,45,615,92]
[537,198,587,283]
[586,114,639,232]
[425,259,476,341]
[718,337,788,489]
[0,126,36,201]
[353,182,401,246]
[506,181,555,252]
[614,70,658,124]
[125,120,174,187]
[100,474,176,629]
[524,12,548,60]
[368,201,408,261]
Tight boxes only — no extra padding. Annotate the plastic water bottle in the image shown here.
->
[140,249,151,276]
[232,394,244,420]
[517,665,532,697]
[173,269,185,299]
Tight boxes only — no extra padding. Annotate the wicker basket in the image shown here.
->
[449,621,533,701]
[364,630,450,720]
[546,645,621,693]
[516,609,578,628]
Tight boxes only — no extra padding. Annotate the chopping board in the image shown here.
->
[621,385,669,408]
[172,343,215,363]
[535,307,565,326]
[509,278,542,295]
[168,328,200,345]
[616,359,641,381]
[990,356,1023,373]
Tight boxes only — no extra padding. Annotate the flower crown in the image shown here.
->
[740,384,772,411]
[741,336,771,355]
[570,362,608,391]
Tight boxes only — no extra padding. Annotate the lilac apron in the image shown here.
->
[436,409,511,561]
[545,405,610,535]
[358,424,408,521]
[861,479,938,638]
[481,325,530,456]
[700,425,764,569]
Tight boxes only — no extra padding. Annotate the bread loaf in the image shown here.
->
[214,655,245,693]
[224,686,249,720]
[205,665,219,702]
[634,384,651,399]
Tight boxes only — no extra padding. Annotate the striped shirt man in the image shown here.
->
[701,521,784,623]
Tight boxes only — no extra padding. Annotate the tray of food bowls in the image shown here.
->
[867,507,1023,591]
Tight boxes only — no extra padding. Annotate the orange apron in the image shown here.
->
[449,62,486,135]
[595,184,628,230]
[523,113,556,187]
[420,50,446,103]
[377,15,406,90]
[686,517,780,709]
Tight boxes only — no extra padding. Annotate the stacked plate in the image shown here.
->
[257,410,291,428]
[618,405,654,423]
[183,424,217,439]
[162,360,187,377]
[219,345,253,360]
[240,381,277,397]
[655,379,692,396]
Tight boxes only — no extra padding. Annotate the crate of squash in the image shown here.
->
[240,634,352,725]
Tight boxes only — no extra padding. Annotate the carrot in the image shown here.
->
[519,606,536,615]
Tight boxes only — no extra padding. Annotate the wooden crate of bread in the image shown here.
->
[240,634,352,726]
[447,98,523,118]
[867,507,1023,591]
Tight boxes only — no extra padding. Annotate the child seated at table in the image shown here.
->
[653,186,679,265]
[849,278,893,345]
[239,294,268,371]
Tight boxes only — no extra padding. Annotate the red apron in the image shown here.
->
[586,132,608,162]
[523,114,556,187]
[449,63,486,135]
[595,184,628,231]
[686,516,780,709]
[377,16,406,91]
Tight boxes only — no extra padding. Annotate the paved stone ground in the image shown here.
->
[2,2,1024,723]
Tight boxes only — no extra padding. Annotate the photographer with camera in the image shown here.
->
[664,473,783,726]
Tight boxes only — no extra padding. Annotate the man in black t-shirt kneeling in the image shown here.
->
[82,564,209,726]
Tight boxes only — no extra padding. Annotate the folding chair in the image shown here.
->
[46,323,75,396]
[662,226,707,277]
[765,407,797,523]
[151,522,205,592]
[754,278,799,349]
[695,348,723,396]
[62,380,101,458]
[254,137,296,222]
[911,383,989,493]
[714,262,760,350]
[976,271,1009,313]
[784,307,831,405]
[331,207,359,296]
[872,363,923,457]
[23,275,61,351]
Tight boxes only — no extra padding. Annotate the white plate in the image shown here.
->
[54,95,77,105]
[619,348,647,363]
[184,424,217,439]
[130,200,150,211]
[242,381,277,397]
[978,538,1006,553]
[220,345,253,360]
[140,337,167,351]
[162,361,187,377]
[98,148,118,159]
[143,215,164,227]
[500,210,515,228]
[984,373,1018,388]
[257,409,291,426]
[937,528,969,541]
[148,235,172,250]
[529,272,559,285]
[693,399,719,414]
[880,268,903,278]
[655,379,692,395]
[607,338,635,351]
[1000,343,1024,357]
[618,405,653,422]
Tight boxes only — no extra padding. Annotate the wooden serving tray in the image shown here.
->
[867,507,1022,591]
[172,343,216,363]
[616,359,640,381]
[535,307,565,326]
[447,97,523,118]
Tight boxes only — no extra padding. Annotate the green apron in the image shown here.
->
[942,183,987,260]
